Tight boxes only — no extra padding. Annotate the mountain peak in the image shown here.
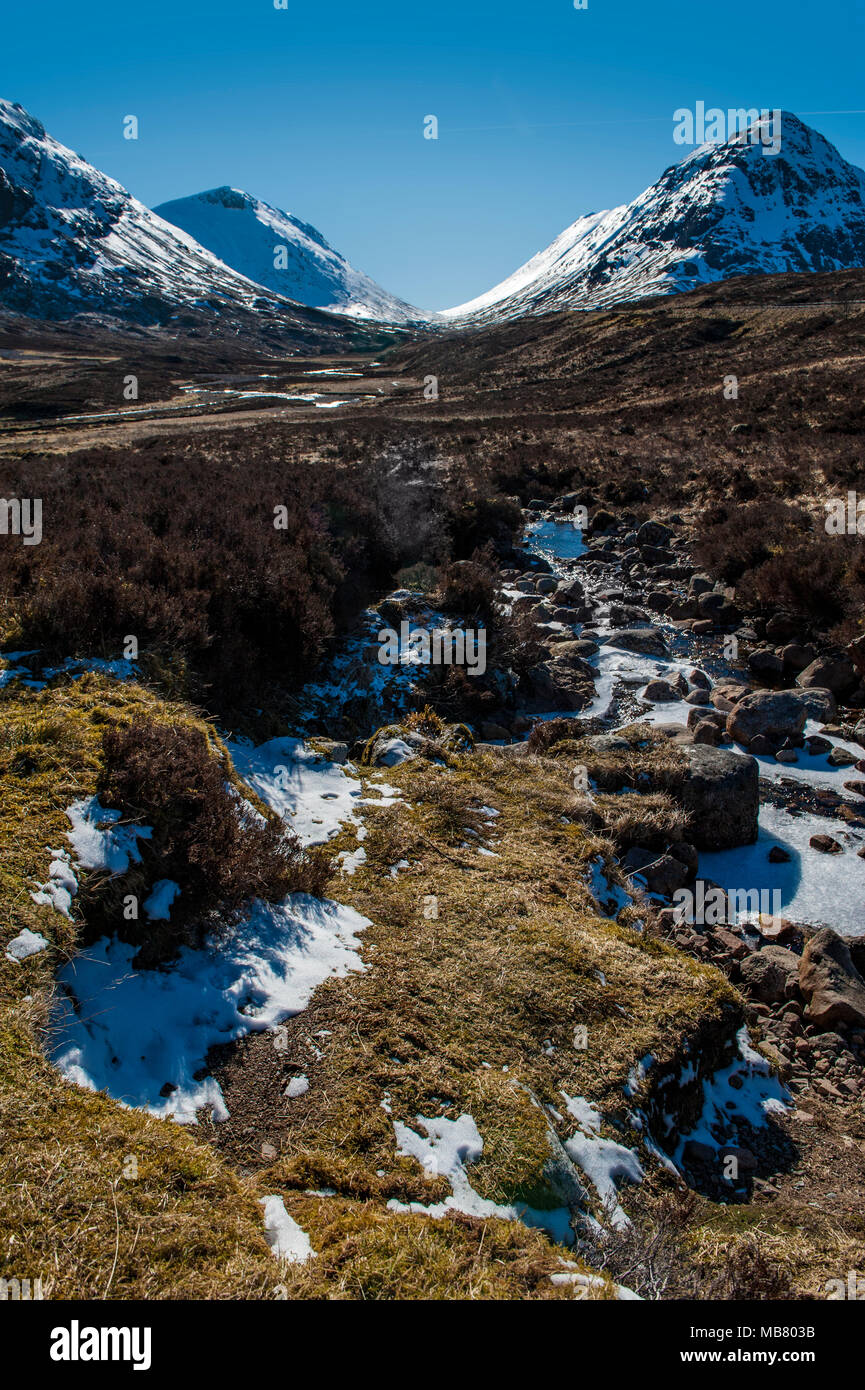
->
[154,187,424,323]
[0,97,374,349]
[443,111,865,321]
[0,98,47,143]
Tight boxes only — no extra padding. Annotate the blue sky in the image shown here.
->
[3,0,864,310]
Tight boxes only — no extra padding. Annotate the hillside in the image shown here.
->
[154,186,425,324]
[0,100,380,351]
[444,114,865,323]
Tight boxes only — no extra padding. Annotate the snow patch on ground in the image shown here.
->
[260,1195,315,1263]
[51,893,369,1122]
[388,1113,515,1221]
[5,928,49,963]
[560,1092,644,1230]
[66,797,152,873]
[228,737,364,846]
[671,1027,789,1169]
[31,850,78,918]
[387,1112,575,1243]
[588,855,633,918]
[143,879,180,921]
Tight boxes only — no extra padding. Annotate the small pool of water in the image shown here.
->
[525,518,588,566]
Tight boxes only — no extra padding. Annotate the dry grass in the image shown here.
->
[0,676,288,1298]
[3,685,851,1300]
[206,742,740,1295]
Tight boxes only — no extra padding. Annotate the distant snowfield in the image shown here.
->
[442,112,865,323]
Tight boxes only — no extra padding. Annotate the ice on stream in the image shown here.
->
[527,518,865,936]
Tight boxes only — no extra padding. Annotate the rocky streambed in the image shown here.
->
[311,496,865,1183]
[495,501,865,1149]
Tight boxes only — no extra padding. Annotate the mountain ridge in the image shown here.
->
[0,99,385,350]
[442,112,865,323]
[154,185,425,324]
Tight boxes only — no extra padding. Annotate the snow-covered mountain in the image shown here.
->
[443,113,865,323]
[0,99,370,346]
[154,187,424,324]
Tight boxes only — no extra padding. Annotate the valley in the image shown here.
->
[1,88,864,1317]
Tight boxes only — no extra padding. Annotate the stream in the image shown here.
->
[521,516,865,936]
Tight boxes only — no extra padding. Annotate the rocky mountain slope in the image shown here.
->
[154,187,425,324]
[443,114,865,323]
[0,100,377,349]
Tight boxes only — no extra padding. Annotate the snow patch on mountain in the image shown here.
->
[0,98,359,344]
[154,186,426,324]
[443,113,865,323]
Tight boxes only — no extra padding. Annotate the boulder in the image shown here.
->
[602,627,670,659]
[692,720,722,746]
[712,679,750,706]
[793,686,837,724]
[582,734,631,754]
[366,733,421,767]
[809,833,843,854]
[799,928,865,1029]
[797,656,857,698]
[739,946,801,1004]
[726,691,807,746]
[644,678,684,703]
[547,642,595,674]
[480,722,510,741]
[588,508,617,534]
[697,591,727,617]
[781,643,816,673]
[806,734,833,755]
[555,576,585,606]
[511,593,543,614]
[646,589,671,610]
[524,660,591,712]
[314,740,350,765]
[765,614,801,644]
[847,935,865,980]
[636,519,674,548]
[748,648,784,680]
[608,603,652,627]
[665,598,700,621]
[640,547,675,567]
[622,847,689,896]
[756,913,795,942]
[669,840,699,875]
[827,747,856,768]
[687,707,725,731]
[678,745,760,850]
[688,575,714,597]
